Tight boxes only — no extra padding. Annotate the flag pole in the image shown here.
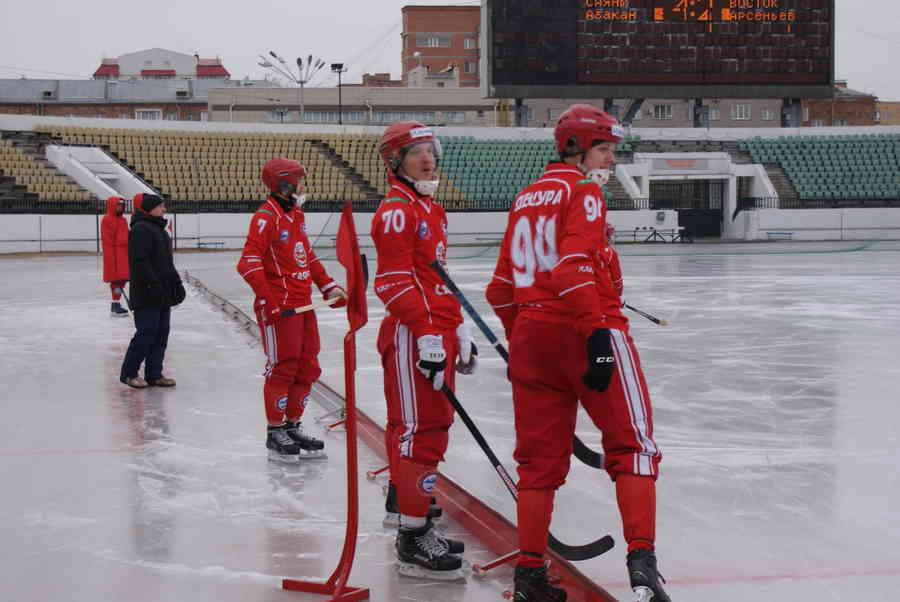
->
[283,202,370,601]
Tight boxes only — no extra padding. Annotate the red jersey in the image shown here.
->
[236,196,337,305]
[485,163,627,339]
[371,176,462,337]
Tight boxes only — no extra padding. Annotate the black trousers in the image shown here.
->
[120,307,171,382]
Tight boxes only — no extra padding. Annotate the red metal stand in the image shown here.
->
[365,464,389,481]
[282,203,370,601]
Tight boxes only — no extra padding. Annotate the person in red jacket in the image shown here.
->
[486,105,670,602]
[101,196,130,317]
[371,122,477,580]
[236,158,347,462]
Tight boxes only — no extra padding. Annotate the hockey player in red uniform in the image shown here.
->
[486,105,670,602]
[371,122,477,580]
[236,158,347,462]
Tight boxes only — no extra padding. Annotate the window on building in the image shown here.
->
[372,110,436,124]
[803,107,810,122]
[709,107,720,121]
[465,61,477,74]
[445,111,465,123]
[653,104,673,120]
[464,38,477,50]
[834,118,848,126]
[761,108,775,121]
[811,119,825,127]
[477,110,485,119]
[731,103,751,120]
[416,35,451,48]
[135,109,162,120]
[436,82,445,88]
[548,108,561,123]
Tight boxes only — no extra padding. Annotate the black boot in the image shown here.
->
[395,520,463,580]
[110,302,128,317]
[266,424,301,461]
[512,565,567,602]
[627,548,671,602]
[284,421,324,451]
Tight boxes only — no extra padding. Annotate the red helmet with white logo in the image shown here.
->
[261,158,306,194]
[554,104,624,156]
[378,121,442,171]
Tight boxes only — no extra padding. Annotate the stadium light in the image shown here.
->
[257,51,326,124]
[330,63,348,125]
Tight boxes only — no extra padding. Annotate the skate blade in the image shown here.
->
[298,449,327,460]
[267,450,302,464]
[397,562,466,582]
[383,512,400,529]
[633,586,654,602]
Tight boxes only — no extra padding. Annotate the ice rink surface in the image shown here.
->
[3,239,900,601]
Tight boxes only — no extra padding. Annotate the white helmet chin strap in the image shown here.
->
[414,179,440,197]
[584,168,610,187]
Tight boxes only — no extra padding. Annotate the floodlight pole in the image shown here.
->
[259,51,325,124]
[331,63,348,125]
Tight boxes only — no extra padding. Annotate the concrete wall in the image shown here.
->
[0,209,679,254]
[753,208,900,241]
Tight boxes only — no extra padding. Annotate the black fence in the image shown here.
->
[3,196,898,216]
[738,196,900,211]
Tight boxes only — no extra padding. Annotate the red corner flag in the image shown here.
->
[336,203,368,334]
[283,202,371,599]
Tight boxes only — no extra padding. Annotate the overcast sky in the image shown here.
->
[1,0,898,99]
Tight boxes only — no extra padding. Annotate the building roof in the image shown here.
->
[93,62,120,78]
[196,64,230,77]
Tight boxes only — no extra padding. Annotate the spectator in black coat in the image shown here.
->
[119,194,186,389]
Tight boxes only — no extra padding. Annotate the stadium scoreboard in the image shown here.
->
[481,0,834,99]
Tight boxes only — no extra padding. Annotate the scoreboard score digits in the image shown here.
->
[483,0,834,99]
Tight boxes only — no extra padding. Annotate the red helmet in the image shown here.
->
[261,158,306,194]
[378,121,442,171]
[554,104,624,156]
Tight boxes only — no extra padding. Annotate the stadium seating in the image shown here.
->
[0,137,94,201]
[740,134,900,201]
[34,126,369,203]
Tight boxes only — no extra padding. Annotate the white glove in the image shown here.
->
[455,322,478,375]
[416,334,446,391]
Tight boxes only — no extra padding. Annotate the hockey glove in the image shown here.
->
[455,322,478,375]
[583,329,616,392]
[259,294,283,324]
[416,334,447,391]
[323,285,349,309]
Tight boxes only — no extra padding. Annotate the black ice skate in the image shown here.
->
[110,302,129,317]
[383,482,445,528]
[510,565,567,602]
[395,520,464,581]
[627,548,671,602]
[266,424,301,463]
[284,421,326,459]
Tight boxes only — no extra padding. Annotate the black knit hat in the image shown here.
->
[137,193,163,213]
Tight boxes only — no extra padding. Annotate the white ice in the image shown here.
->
[3,239,900,601]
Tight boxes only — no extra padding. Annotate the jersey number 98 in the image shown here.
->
[511,215,558,288]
